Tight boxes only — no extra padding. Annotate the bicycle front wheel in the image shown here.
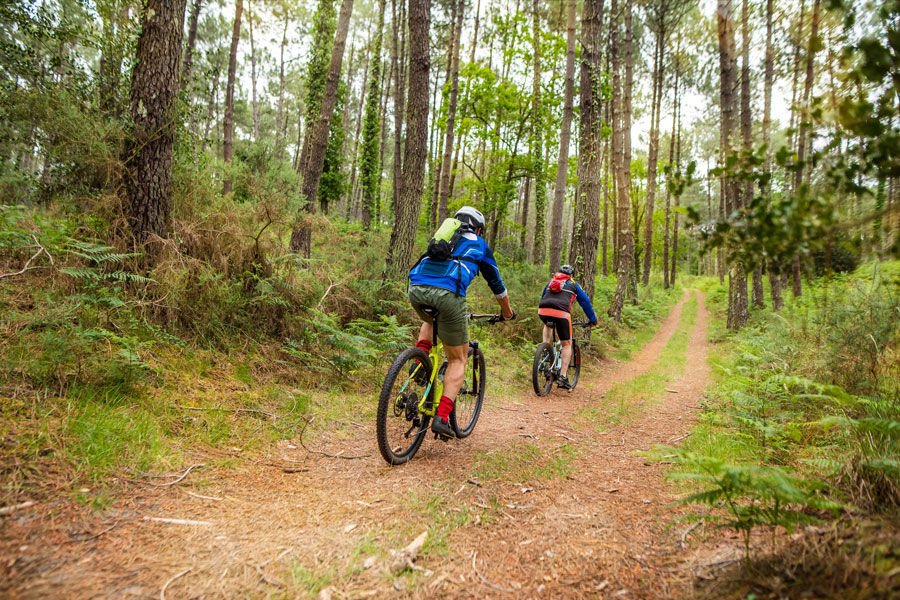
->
[376,347,432,465]
[451,345,485,438]
[567,341,581,389]
[532,342,554,396]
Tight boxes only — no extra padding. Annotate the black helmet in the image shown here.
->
[560,264,574,275]
[454,206,486,231]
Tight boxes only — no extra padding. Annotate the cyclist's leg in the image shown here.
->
[556,317,574,376]
[541,319,554,344]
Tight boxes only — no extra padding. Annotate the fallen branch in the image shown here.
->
[497,406,528,412]
[0,235,53,280]
[471,551,513,594]
[665,389,679,394]
[185,491,223,501]
[517,434,538,439]
[668,433,689,444]
[143,463,205,488]
[282,467,309,474]
[143,516,212,526]
[0,500,36,516]
[298,417,370,460]
[180,406,277,421]
[160,568,191,600]
[681,520,702,549]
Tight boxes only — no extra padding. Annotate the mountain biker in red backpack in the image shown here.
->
[408,206,515,437]
[538,264,598,389]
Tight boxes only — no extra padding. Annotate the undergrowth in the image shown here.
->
[655,265,900,590]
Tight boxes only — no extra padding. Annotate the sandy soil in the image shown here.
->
[1,288,714,599]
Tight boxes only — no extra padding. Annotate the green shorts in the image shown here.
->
[408,285,469,347]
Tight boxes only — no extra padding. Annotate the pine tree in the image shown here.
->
[360,0,386,229]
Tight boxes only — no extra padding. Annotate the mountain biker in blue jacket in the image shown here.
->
[408,206,515,437]
[538,264,598,389]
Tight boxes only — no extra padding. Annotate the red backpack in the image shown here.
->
[547,272,571,293]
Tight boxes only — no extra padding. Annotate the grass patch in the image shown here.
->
[471,441,577,482]
[579,291,699,429]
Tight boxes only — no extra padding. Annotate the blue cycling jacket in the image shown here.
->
[409,233,507,298]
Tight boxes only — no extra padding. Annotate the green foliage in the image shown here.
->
[359,7,384,229]
[318,79,348,214]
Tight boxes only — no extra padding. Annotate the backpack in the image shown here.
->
[410,218,480,296]
[547,272,571,293]
[425,218,469,260]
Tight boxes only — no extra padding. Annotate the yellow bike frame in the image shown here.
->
[408,342,443,417]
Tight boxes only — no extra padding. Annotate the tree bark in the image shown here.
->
[385,0,431,277]
[571,0,604,301]
[663,50,679,290]
[181,0,203,94]
[275,14,290,158]
[641,23,665,285]
[290,0,355,256]
[437,0,465,224]
[623,0,637,301]
[548,0,577,273]
[222,0,242,195]
[391,0,407,218]
[531,0,547,266]
[763,0,783,310]
[247,0,259,140]
[126,0,187,255]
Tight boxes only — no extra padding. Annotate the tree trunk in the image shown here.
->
[531,0,547,266]
[391,0,407,218]
[571,0,604,301]
[377,53,393,225]
[623,0,637,301]
[670,91,682,286]
[608,0,632,323]
[248,0,259,140]
[385,0,431,277]
[275,15,290,158]
[360,0,385,229]
[346,31,373,219]
[437,0,465,223]
[663,51,679,290]
[763,0,783,310]
[290,0,355,256]
[429,0,458,228]
[548,0,577,273]
[642,24,665,285]
[181,0,203,94]
[222,0,242,195]
[719,0,748,329]
[791,0,821,297]
[126,0,187,256]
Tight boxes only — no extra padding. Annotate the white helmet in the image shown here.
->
[454,206,486,231]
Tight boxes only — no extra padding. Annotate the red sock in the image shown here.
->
[436,395,454,421]
[416,340,433,353]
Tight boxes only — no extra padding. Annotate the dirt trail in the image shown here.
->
[2,289,712,599]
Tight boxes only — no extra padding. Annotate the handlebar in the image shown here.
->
[469,312,516,324]
[573,321,594,328]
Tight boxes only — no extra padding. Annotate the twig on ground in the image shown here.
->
[467,478,483,487]
[665,389,679,394]
[681,520,702,549]
[282,467,309,474]
[517,433,538,439]
[668,433,689,444]
[471,551,513,594]
[0,235,53,280]
[605,437,625,447]
[497,406,528,412]
[0,500,35,515]
[254,564,285,588]
[185,491,223,501]
[298,417,370,460]
[160,568,191,600]
[143,463,205,487]
[143,516,212,526]
[557,433,576,442]
[180,406,277,421]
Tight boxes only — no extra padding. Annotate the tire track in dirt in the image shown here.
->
[2,290,710,599]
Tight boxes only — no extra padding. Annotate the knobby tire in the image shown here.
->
[376,347,432,465]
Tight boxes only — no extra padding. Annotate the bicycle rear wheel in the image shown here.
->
[567,341,581,389]
[376,347,432,465]
[451,345,485,438]
[532,342,554,396]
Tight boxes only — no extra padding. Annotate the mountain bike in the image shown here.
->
[376,311,504,466]
[532,321,591,396]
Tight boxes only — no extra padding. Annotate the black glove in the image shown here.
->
[589,320,598,327]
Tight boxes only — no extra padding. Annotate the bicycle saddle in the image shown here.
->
[419,305,440,318]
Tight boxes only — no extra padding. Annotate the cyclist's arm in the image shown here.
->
[575,283,598,323]
[479,244,513,319]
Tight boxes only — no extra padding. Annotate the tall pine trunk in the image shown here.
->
[763,0,783,309]
[571,0,604,300]
[385,0,431,277]
[548,0,577,273]
[126,0,187,255]
[531,0,547,266]
[437,0,465,222]
[274,15,290,158]
[248,0,259,140]
[222,0,242,195]
[360,0,385,229]
[290,0,355,256]
[642,23,665,285]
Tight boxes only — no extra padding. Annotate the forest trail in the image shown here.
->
[2,289,712,600]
